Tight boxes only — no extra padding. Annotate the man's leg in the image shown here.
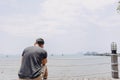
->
[33,76,42,80]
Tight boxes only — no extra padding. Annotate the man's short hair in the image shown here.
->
[36,38,44,45]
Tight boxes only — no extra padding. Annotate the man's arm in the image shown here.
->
[41,58,48,79]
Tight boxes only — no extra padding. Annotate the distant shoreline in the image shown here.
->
[84,53,120,56]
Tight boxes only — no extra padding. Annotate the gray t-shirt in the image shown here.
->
[18,46,47,79]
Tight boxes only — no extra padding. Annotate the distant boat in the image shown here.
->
[51,54,54,56]
[62,54,64,56]
[6,55,8,58]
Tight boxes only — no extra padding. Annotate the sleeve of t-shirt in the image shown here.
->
[22,49,25,56]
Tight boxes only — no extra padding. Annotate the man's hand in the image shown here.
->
[42,58,47,65]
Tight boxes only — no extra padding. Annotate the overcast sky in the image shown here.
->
[0,0,120,55]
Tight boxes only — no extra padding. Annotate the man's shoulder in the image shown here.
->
[37,47,47,53]
[24,46,47,53]
[24,46,34,50]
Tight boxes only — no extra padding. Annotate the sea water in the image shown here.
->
[0,54,117,80]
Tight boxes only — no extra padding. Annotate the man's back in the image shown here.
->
[18,46,47,79]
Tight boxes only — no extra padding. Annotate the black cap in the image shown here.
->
[36,38,44,45]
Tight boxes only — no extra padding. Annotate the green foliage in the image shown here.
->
[117,1,120,13]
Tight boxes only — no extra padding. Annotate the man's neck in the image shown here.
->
[34,44,39,47]
[34,44,43,48]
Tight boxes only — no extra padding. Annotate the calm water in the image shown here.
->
[0,55,118,80]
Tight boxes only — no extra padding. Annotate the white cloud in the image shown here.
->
[0,0,119,39]
[0,0,16,5]
[0,0,117,37]
[0,0,120,54]
[80,0,116,10]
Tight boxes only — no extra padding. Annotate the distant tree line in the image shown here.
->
[117,1,120,13]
